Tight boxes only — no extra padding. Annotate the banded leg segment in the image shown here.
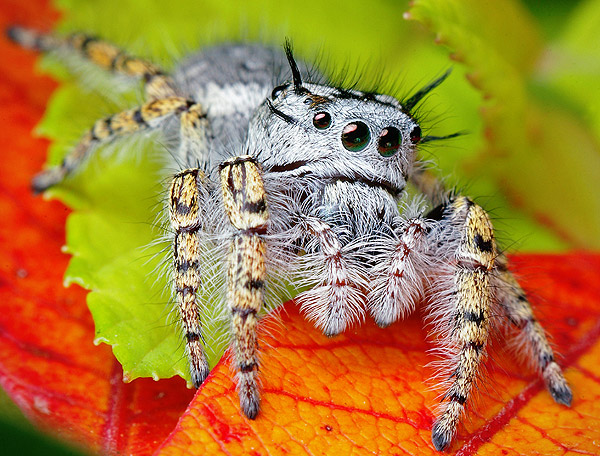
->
[220,156,269,419]
[179,103,210,169]
[32,97,199,192]
[430,197,496,451]
[170,169,210,387]
[496,254,572,405]
[7,26,177,99]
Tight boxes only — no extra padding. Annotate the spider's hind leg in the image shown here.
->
[495,254,572,405]
[7,26,177,99]
[30,97,200,192]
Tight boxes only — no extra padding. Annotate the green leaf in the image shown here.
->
[409,0,600,248]
[36,0,581,385]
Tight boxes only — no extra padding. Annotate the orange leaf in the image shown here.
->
[154,255,600,455]
[2,1,600,454]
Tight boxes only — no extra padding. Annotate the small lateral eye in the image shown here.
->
[313,112,331,130]
[271,83,288,99]
[377,127,401,157]
[341,121,370,151]
[410,125,422,144]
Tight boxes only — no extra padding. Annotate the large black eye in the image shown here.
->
[271,83,288,99]
[410,125,422,144]
[341,121,370,151]
[313,112,331,130]
[377,127,401,157]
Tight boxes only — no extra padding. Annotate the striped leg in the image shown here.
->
[7,26,177,99]
[179,103,210,170]
[430,197,496,451]
[496,254,572,405]
[31,97,198,192]
[219,156,269,419]
[169,169,210,387]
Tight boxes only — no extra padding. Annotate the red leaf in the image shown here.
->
[0,1,194,454]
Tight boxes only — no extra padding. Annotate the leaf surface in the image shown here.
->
[156,254,600,455]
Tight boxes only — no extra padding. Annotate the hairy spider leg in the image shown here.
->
[30,96,198,192]
[220,156,269,419]
[7,26,177,99]
[495,254,572,406]
[6,26,203,192]
[169,168,211,387]
[429,197,496,451]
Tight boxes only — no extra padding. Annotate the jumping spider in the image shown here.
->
[9,26,572,451]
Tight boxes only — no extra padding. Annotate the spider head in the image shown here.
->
[247,45,451,197]
[250,84,421,196]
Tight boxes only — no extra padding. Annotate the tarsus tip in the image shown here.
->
[5,25,20,41]
[551,385,573,407]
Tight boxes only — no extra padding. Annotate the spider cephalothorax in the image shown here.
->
[9,26,572,452]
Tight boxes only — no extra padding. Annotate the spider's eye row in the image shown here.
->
[341,121,370,151]
[313,112,331,130]
[271,83,288,99]
[377,127,401,157]
[410,125,422,144]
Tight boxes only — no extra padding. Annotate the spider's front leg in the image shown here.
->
[169,168,211,387]
[428,197,497,451]
[219,156,269,419]
[426,197,573,450]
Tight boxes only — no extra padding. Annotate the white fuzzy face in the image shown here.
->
[249,81,422,197]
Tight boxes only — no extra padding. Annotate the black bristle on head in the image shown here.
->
[284,39,303,94]
[404,68,452,112]
[420,131,465,144]
[266,99,295,124]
